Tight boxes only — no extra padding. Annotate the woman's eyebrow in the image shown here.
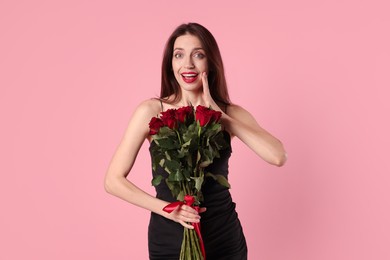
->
[173,47,204,51]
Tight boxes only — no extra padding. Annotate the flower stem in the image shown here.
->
[175,129,182,145]
[181,182,188,196]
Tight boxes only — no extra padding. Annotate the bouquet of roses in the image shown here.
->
[149,105,230,260]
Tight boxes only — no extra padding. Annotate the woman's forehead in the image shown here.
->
[173,34,203,49]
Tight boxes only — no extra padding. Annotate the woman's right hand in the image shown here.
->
[166,205,206,229]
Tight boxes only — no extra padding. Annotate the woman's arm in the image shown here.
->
[201,72,287,166]
[104,99,200,229]
[222,104,287,167]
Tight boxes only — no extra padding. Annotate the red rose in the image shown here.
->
[160,109,178,129]
[149,117,164,135]
[195,106,211,127]
[196,106,222,127]
[176,106,194,124]
[209,109,222,123]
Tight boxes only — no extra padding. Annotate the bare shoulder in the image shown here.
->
[226,103,254,120]
[133,98,162,119]
[124,98,162,139]
[226,103,262,128]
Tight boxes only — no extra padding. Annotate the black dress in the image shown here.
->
[148,131,248,260]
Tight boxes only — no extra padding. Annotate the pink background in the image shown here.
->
[1,0,389,259]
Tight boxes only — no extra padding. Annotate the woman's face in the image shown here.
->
[172,34,208,92]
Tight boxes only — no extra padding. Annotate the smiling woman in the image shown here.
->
[104,22,287,260]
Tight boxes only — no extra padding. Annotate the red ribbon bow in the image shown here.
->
[163,195,206,259]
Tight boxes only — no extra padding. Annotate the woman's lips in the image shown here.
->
[181,72,198,83]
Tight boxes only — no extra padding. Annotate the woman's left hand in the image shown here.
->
[201,72,222,112]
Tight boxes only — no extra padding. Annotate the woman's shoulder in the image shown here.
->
[226,103,246,115]
[226,103,256,122]
[133,98,162,119]
[137,97,162,108]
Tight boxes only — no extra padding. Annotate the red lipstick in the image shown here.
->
[181,72,198,83]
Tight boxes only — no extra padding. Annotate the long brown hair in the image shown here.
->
[160,23,231,106]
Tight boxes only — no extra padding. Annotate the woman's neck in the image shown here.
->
[177,89,205,107]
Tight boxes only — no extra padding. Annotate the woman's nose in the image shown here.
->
[184,57,195,69]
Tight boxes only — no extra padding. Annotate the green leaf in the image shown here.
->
[164,159,181,173]
[199,159,212,168]
[165,179,175,190]
[164,151,171,161]
[155,138,178,149]
[186,153,193,168]
[158,126,176,136]
[159,158,165,167]
[196,151,201,164]
[206,172,231,188]
[167,168,184,182]
[177,189,185,201]
[151,175,163,186]
[182,168,191,181]
[181,139,192,149]
[165,179,181,199]
[191,175,204,191]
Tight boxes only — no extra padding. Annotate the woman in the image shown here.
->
[104,23,287,259]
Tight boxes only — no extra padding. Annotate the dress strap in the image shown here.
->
[159,99,164,112]
[222,104,228,132]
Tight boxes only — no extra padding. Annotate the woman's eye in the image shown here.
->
[174,53,183,58]
[194,53,205,59]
